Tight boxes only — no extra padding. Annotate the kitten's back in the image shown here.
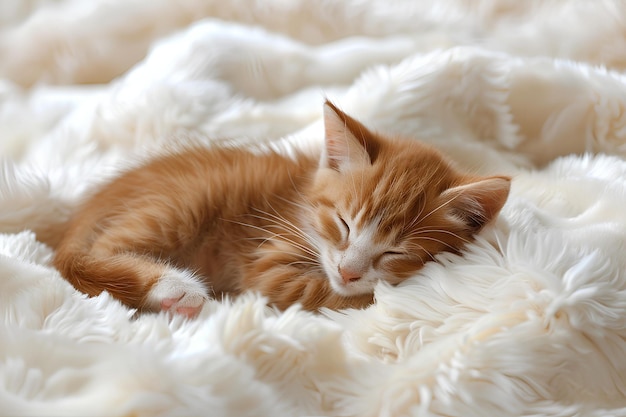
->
[53,145,317,312]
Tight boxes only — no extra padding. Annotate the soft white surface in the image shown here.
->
[2,1,626,416]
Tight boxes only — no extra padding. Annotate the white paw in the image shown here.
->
[145,268,209,318]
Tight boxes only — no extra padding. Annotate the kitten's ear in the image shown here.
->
[441,176,511,231]
[322,101,376,171]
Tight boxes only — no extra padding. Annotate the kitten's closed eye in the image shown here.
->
[53,99,510,316]
[337,215,350,240]
[338,216,349,232]
[376,250,405,266]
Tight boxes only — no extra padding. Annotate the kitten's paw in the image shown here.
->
[145,268,209,318]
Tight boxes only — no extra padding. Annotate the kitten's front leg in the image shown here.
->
[243,252,374,311]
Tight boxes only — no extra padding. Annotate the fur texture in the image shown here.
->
[53,101,510,315]
[3,1,626,416]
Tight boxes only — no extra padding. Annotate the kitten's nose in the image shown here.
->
[339,267,361,284]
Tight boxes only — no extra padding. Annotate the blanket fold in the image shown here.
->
[2,1,626,416]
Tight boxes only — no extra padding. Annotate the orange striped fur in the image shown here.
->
[53,101,510,317]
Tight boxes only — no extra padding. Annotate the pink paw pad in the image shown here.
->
[146,268,209,319]
[160,297,178,310]
[160,296,203,318]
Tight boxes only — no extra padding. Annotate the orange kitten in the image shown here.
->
[53,101,510,317]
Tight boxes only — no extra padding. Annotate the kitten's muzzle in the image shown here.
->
[339,266,362,284]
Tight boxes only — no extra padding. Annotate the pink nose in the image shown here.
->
[339,267,361,284]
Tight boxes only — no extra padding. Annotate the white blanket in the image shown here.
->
[2,1,626,416]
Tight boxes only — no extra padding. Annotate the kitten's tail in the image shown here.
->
[53,239,157,309]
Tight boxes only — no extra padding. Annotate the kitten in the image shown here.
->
[53,101,510,317]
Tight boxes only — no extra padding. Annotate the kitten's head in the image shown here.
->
[308,101,510,297]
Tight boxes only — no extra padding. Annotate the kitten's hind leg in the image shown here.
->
[54,187,213,318]
[54,249,209,318]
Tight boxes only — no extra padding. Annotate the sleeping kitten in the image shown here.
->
[53,101,510,317]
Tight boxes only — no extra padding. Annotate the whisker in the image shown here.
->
[286,261,322,268]
[406,197,428,230]
[405,228,471,244]
[245,215,319,257]
[413,194,460,227]
[414,236,462,252]
[404,243,434,263]
[248,211,312,243]
[277,172,312,211]
[222,218,319,258]
[254,201,319,248]
[256,248,320,263]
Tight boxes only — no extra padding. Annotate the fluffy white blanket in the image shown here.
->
[2,1,626,416]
